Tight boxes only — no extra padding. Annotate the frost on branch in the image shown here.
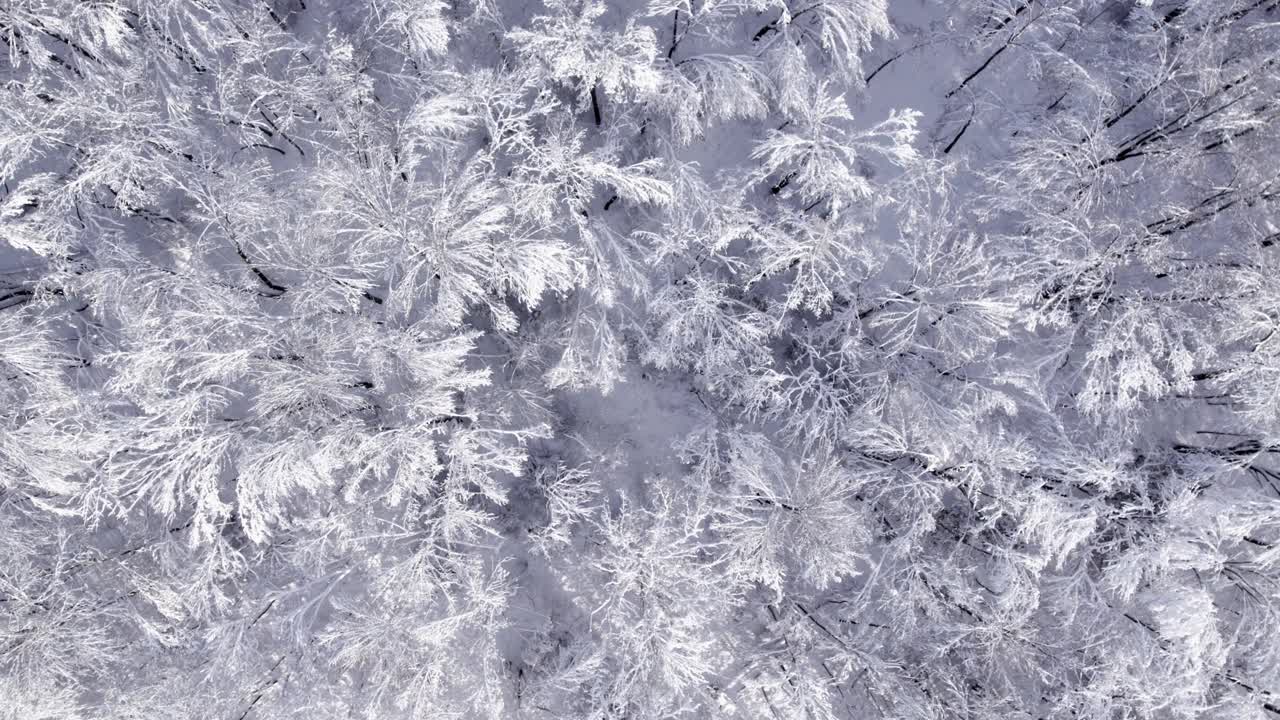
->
[3,1,1280,719]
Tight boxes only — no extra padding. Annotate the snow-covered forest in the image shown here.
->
[2,0,1279,717]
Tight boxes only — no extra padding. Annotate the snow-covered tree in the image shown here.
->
[3,0,1280,719]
